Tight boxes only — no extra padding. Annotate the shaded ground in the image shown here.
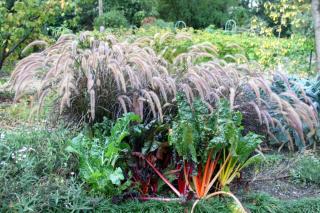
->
[233,152,320,200]
[0,91,13,103]
[0,77,12,103]
[247,178,320,200]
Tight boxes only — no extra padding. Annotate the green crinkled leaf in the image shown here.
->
[169,94,202,163]
[105,113,141,165]
[170,95,263,182]
[235,132,263,163]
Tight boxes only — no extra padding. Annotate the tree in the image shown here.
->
[0,0,61,73]
[158,0,237,28]
[105,0,158,25]
[312,0,320,73]
[250,0,312,37]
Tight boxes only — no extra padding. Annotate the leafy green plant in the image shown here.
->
[243,192,320,213]
[158,0,237,28]
[0,0,67,73]
[104,0,159,27]
[243,192,286,213]
[94,10,129,29]
[291,154,320,185]
[66,113,141,194]
[169,96,262,212]
[217,120,263,190]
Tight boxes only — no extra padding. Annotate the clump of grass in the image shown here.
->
[283,197,320,213]
[2,100,31,120]
[263,154,284,165]
[253,153,285,170]
[243,192,285,213]
[10,32,176,124]
[243,192,320,213]
[291,154,320,185]
[0,90,13,100]
[0,127,78,212]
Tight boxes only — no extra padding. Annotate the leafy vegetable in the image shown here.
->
[66,113,141,194]
[170,96,262,203]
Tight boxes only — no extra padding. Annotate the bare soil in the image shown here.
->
[233,153,320,200]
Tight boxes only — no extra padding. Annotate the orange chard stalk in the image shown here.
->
[199,149,213,196]
[190,149,222,198]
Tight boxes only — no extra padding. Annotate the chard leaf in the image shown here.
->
[239,154,264,170]
[109,167,125,185]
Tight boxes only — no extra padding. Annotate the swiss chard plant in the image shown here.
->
[66,113,141,195]
[169,95,263,212]
[66,112,175,199]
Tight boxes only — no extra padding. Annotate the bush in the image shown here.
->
[154,19,175,29]
[133,11,146,26]
[158,0,238,28]
[132,28,314,74]
[94,10,129,29]
[228,6,251,26]
[0,0,61,73]
[291,154,320,185]
[107,0,159,25]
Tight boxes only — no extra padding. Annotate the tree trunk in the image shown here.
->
[0,57,4,73]
[312,0,320,73]
[98,0,105,32]
[0,41,8,74]
[98,0,103,17]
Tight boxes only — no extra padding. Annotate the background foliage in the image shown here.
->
[158,0,237,28]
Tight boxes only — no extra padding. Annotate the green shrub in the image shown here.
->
[94,10,129,29]
[132,27,314,74]
[158,0,237,28]
[140,19,175,29]
[0,0,60,73]
[291,154,320,185]
[260,154,284,167]
[228,6,251,26]
[133,11,146,26]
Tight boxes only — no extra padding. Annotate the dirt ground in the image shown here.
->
[233,153,320,200]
